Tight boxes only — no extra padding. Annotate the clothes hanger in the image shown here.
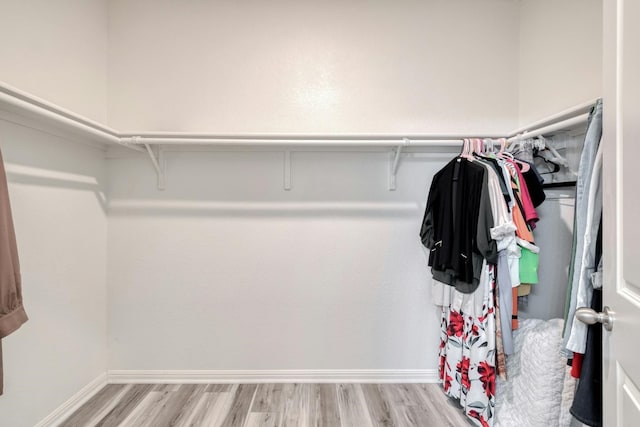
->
[533,139,563,174]
[545,145,570,168]
[532,137,546,151]
[472,138,483,157]
[484,138,494,157]
[535,154,561,175]
[500,139,531,172]
[514,157,531,172]
[482,138,495,155]
[498,138,507,155]
[477,138,498,158]
[460,138,473,161]
[501,137,531,172]
[499,140,514,159]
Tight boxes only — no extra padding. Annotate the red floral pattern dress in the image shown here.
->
[437,263,497,427]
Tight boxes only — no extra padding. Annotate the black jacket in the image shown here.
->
[421,157,497,293]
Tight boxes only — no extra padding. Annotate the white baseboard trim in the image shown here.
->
[107,369,439,384]
[35,372,108,427]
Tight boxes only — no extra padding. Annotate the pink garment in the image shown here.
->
[507,159,539,229]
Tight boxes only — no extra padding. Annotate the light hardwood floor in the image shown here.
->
[61,383,473,427]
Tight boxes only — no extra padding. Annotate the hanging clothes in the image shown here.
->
[562,99,603,357]
[501,158,541,302]
[475,155,517,354]
[421,157,497,293]
[422,137,547,427]
[507,140,547,207]
[565,142,603,354]
[521,161,546,208]
[435,263,497,427]
[0,147,28,395]
[570,217,603,427]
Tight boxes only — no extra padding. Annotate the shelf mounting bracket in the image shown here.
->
[139,137,165,190]
[283,150,292,191]
[388,138,409,191]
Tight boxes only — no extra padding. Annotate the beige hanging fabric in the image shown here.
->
[0,147,27,395]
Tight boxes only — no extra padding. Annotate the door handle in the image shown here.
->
[575,306,614,331]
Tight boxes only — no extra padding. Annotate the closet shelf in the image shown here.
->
[0,80,596,191]
[0,81,136,151]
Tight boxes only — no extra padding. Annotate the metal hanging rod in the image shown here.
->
[119,131,503,139]
[507,113,591,143]
[0,80,596,149]
[0,81,145,151]
[507,99,596,139]
[0,82,117,135]
[119,99,597,146]
[121,136,466,147]
[0,81,597,191]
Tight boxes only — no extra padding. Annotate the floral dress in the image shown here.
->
[435,262,497,427]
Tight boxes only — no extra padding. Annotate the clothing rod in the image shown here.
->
[118,132,504,140]
[507,113,589,142]
[0,81,120,137]
[118,108,592,146]
[507,99,597,137]
[0,81,594,150]
[0,83,144,152]
[0,91,121,146]
[121,137,465,147]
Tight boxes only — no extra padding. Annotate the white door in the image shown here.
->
[601,0,640,425]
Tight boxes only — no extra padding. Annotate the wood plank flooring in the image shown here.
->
[61,383,472,427]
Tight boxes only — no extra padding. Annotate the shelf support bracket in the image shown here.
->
[283,150,292,191]
[388,138,409,191]
[140,138,165,190]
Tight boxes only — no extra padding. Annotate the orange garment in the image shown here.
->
[508,166,534,243]
[512,202,534,243]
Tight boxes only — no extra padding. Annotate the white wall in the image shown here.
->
[0,0,108,122]
[107,0,520,134]
[105,0,522,373]
[0,2,109,424]
[105,0,601,373]
[518,0,602,126]
[0,0,605,411]
[0,122,108,427]
[107,149,446,370]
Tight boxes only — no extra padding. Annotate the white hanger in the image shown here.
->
[498,138,507,155]
[472,138,482,155]
[460,138,471,160]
